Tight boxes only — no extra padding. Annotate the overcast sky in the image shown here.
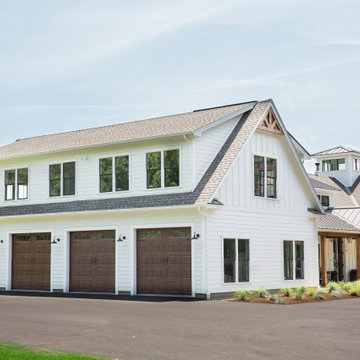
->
[0,0,359,154]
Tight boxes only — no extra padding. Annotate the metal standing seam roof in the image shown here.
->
[0,102,256,159]
[312,146,360,157]
[318,208,360,232]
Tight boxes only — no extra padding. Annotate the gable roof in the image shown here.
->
[0,101,256,160]
[308,173,358,207]
[312,146,360,157]
[0,99,324,217]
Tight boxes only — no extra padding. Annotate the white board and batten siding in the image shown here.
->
[0,136,192,206]
[0,207,203,295]
[207,129,319,294]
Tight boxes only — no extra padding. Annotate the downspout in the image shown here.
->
[198,207,208,299]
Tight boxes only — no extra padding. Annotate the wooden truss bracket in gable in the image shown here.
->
[258,107,284,135]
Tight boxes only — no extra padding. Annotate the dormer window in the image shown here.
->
[318,195,330,207]
[322,158,346,171]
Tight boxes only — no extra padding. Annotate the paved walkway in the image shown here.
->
[1,294,360,359]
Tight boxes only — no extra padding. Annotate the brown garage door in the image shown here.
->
[12,233,51,291]
[137,227,191,295]
[70,230,115,293]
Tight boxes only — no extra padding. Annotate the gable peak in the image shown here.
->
[258,106,284,135]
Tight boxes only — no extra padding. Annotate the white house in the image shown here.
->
[306,146,360,285]
[0,100,324,299]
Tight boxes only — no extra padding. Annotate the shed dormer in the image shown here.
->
[312,146,360,187]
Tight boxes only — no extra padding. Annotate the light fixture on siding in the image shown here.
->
[117,234,126,242]
[0,240,3,244]
[191,232,200,240]
[51,238,60,244]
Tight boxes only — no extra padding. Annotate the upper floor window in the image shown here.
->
[322,158,345,171]
[254,155,277,198]
[5,168,28,200]
[146,149,179,189]
[353,158,360,171]
[49,162,75,197]
[99,155,129,193]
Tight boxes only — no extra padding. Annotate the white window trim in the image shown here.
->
[253,153,278,200]
[145,147,181,190]
[283,240,305,282]
[98,153,131,194]
[4,166,30,201]
[222,237,251,285]
[49,160,77,198]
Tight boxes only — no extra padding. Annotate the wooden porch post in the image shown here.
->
[357,237,360,281]
[320,235,327,286]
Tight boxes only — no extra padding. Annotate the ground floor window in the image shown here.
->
[224,238,249,283]
[284,240,304,280]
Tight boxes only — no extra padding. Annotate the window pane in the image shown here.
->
[224,239,236,283]
[164,149,179,187]
[5,169,15,200]
[99,158,113,193]
[146,152,161,188]
[295,241,304,279]
[254,156,265,197]
[63,162,75,196]
[49,164,61,197]
[338,158,346,170]
[284,241,293,280]
[267,158,277,198]
[321,195,330,207]
[238,239,249,282]
[115,155,129,191]
[17,168,28,199]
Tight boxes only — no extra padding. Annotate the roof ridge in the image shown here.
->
[193,100,257,112]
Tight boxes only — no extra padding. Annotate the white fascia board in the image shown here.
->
[193,103,256,137]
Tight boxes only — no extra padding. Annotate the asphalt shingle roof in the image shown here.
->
[0,102,256,159]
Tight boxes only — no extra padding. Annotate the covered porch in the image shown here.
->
[319,232,360,286]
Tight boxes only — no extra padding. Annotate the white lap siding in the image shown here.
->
[206,208,318,295]
[0,207,203,295]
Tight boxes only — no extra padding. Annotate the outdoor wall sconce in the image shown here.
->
[191,232,200,240]
[0,240,3,244]
[51,238,60,244]
[117,234,126,242]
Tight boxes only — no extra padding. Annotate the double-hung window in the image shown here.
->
[283,240,304,280]
[224,238,249,283]
[354,158,360,171]
[49,162,75,197]
[5,168,28,200]
[254,155,277,198]
[146,149,179,189]
[99,155,129,193]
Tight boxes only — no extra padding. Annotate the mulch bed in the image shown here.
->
[229,292,359,305]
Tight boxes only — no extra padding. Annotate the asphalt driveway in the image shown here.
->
[0,294,360,360]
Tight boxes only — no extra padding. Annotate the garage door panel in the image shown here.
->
[12,233,51,291]
[137,227,191,296]
[70,230,115,293]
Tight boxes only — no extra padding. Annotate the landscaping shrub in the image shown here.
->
[325,281,340,293]
[340,282,352,292]
[331,290,344,298]
[253,287,268,298]
[294,292,303,301]
[275,297,287,304]
[349,282,360,296]
[313,294,325,300]
[279,287,292,297]
[268,294,277,302]
[234,290,251,300]
[295,286,308,294]
[307,288,317,296]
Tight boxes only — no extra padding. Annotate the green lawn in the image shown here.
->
[0,344,109,360]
